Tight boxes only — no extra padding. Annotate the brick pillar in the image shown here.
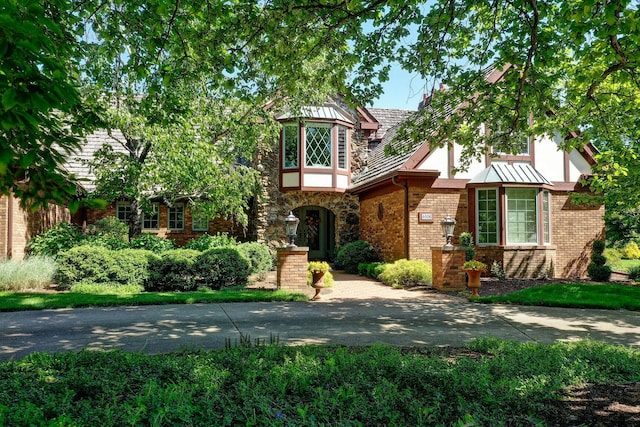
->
[276,246,314,299]
[431,246,467,291]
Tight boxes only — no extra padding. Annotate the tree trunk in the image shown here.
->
[129,199,144,240]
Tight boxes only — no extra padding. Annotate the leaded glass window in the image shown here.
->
[305,124,332,167]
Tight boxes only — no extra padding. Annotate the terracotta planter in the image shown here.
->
[465,269,482,297]
[310,271,325,300]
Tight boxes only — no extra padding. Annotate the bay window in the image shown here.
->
[477,188,499,245]
[305,124,332,167]
[282,124,299,169]
[506,188,537,244]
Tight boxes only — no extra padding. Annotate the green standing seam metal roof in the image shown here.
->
[468,163,553,185]
[275,106,355,124]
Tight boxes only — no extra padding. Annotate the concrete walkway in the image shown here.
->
[1,273,639,361]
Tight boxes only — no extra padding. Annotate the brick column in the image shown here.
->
[431,246,466,291]
[276,246,314,299]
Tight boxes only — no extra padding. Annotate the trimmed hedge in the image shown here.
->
[184,233,238,251]
[336,240,379,274]
[128,233,175,253]
[146,249,201,292]
[236,242,273,274]
[54,246,159,289]
[357,262,387,279]
[378,259,432,288]
[195,248,250,290]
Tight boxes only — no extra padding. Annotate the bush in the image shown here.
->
[336,240,379,274]
[621,241,640,259]
[184,233,238,251]
[194,247,250,290]
[146,249,201,292]
[54,246,159,289]
[84,216,129,250]
[378,259,432,288]
[236,242,273,274]
[128,233,175,253]
[0,256,57,291]
[358,262,387,279]
[26,222,84,256]
[628,266,640,283]
[604,248,622,265]
[587,240,611,282]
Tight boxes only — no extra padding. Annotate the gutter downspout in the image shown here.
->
[392,175,409,259]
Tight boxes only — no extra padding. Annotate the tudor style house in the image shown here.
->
[3,74,604,278]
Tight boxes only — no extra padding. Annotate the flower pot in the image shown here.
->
[465,269,482,297]
[310,271,325,300]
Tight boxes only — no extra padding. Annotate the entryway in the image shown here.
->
[293,206,335,260]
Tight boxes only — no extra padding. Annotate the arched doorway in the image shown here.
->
[293,206,335,260]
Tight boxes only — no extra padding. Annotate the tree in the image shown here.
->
[0,0,97,210]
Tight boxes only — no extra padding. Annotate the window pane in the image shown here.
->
[338,126,347,169]
[168,204,184,230]
[283,124,299,169]
[116,203,131,223]
[476,188,498,245]
[305,124,332,167]
[142,203,159,229]
[506,188,537,244]
[192,216,208,231]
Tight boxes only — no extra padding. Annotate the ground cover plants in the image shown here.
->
[476,283,640,310]
[0,338,638,426]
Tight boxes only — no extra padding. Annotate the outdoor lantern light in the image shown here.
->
[440,214,456,247]
[284,211,300,247]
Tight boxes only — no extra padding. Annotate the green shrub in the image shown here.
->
[604,248,622,265]
[628,266,640,282]
[128,233,175,253]
[54,246,159,289]
[84,216,129,250]
[236,242,273,274]
[621,241,640,259]
[587,240,611,282]
[307,270,335,287]
[336,240,379,274]
[26,222,84,256]
[378,259,432,288]
[357,262,387,279]
[184,233,238,251]
[110,249,158,287]
[0,256,57,291]
[70,281,144,294]
[146,249,201,292]
[194,247,250,290]
[459,232,476,261]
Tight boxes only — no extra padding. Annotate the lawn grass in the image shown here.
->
[609,258,640,273]
[476,283,640,310]
[0,338,637,426]
[0,289,308,312]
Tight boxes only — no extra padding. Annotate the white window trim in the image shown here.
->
[142,202,160,230]
[505,188,539,245]
[168,203,184,230]
[475,188,499,246]
[304,122,333,169]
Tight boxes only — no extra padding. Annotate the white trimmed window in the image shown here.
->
[282,124,299,169]
[476,188,499,245]
[192,216,209,232]
[142,203,159,230]
[116,202,131,224]
[305,123,332,168]
[168,204,184,230]
[506,188,538,244]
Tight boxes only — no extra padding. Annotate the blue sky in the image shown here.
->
[369,63,426,110]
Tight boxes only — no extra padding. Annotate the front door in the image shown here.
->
[294,206,335,260]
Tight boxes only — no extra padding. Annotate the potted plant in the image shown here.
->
[307,261,332,300]
[463,260,487,297]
